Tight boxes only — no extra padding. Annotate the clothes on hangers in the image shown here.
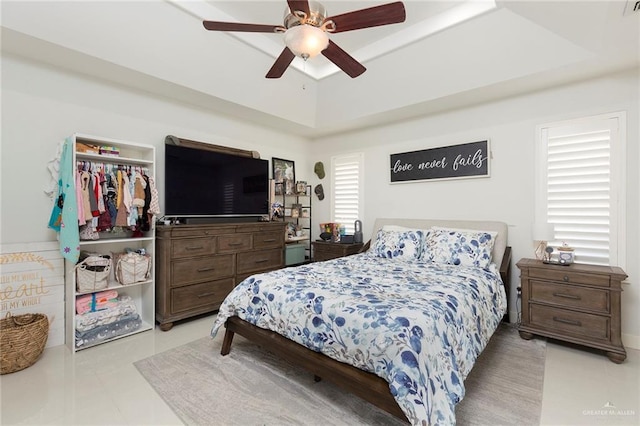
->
[73,160,158,235]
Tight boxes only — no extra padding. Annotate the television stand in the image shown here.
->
[155,221,286,330]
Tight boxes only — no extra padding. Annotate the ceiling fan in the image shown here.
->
[203,1,406,79]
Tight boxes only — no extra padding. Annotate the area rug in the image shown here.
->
[135,323,546,425]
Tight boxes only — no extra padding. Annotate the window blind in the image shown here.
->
[538,113,624,266]
[331,153,363,234]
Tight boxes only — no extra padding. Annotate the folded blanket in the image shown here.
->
[75,296,138,332]
[76,289,118,314]
[75,313,142,348]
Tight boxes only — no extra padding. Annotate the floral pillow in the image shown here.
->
[373,229,425,260]
[422,227,496,268]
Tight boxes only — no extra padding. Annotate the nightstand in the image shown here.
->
[516,258,627,363]
[312,241,364,262]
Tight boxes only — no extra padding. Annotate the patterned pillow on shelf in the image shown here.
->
[423,227,497,268]
[373,229,425,260]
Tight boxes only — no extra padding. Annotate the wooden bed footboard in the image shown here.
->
[221,316,408,421]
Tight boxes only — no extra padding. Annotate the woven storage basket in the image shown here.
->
[114,252,151,285]
[76,255,111,292]
[0,313,49,374]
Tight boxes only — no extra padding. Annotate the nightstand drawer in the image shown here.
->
[529,304,609,341]
[530,281,609,313]
[312,241,363,262]
[529,268,610,287]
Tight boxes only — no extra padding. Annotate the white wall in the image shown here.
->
[2,51,638,348]
[0,53,312,245]
[310,69,640,347]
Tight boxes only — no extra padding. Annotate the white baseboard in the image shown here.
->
[623,333,640,350]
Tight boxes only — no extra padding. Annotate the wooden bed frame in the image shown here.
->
[220,220,512,421]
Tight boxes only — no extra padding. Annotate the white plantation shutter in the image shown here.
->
[331,153,363,234]
[537,112,625,266]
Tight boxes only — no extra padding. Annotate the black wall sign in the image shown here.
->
[390,140,490,183]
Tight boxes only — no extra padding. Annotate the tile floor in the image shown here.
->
[1,314,638,425]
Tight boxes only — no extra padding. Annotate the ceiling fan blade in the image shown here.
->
[266,47,296,79]
[287,0,310,17]
[326,1,406,34]
[203,21,284,33]
[322,40,366,78]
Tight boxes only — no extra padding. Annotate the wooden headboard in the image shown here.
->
[369,218,509,268]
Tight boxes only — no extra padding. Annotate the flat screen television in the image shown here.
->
[164,143,269,217]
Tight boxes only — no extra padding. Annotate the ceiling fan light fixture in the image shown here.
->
[284,24,329,59]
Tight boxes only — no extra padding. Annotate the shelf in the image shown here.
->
[79,236,154,246]
[75,279,153,297]
[286,236,309,243]
[75,320,154,351]
[76,151,154,165]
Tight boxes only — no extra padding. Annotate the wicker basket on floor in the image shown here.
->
[0,313,49,375]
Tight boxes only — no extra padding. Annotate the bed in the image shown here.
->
[211,218,512,425]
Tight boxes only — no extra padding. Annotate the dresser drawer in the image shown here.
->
[171,278,234,314]
[171,254,234,286]
[529,304,610,341]
[171,237,216,258]
[171,228,229,238]
[218,234,252,253]
[530,281,609,313]
[253,231,284,249]
[237,248,282,274]
[529,268,610,287]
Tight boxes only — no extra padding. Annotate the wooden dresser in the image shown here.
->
[155,222,285,330]
[516,258,627,363]
[312,241,364,262]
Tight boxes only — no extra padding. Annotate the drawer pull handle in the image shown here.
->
[186,246,205,251]
[255,259,269,264]
[197,267,216,272]
[553,316,581,327]
[553,292,581,300]
[262,239,276,243]
[563,275,569,282]
[228,242,244,246]
[197,292,215,298]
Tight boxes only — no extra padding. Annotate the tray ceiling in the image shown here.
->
[1,0,638,137]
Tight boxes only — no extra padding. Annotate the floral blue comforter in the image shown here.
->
[211,252,507,425]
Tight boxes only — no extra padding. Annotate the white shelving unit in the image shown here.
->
[64,133,156,352]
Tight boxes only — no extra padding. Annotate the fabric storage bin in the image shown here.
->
[76,255,111,292]
[114,252,151,285]
[285,243,306,266]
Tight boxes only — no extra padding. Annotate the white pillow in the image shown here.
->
[373,229,425,261]
[422,227,497,268]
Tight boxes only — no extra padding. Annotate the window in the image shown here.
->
[331,153,363,234]
[535,112,626,266]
